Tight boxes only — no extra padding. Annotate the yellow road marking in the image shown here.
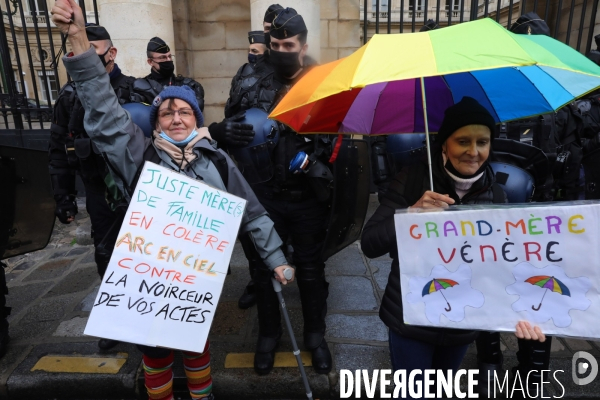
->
[31,353,128,374]
[225,352,312,368]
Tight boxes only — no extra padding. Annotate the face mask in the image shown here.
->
[157,60,175,78]
[248,53,258,64]
[98,47,111,68]
[159,128,198,146]
[270,49,302,79]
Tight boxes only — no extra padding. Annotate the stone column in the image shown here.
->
[97,0,176,78]
[250,0,321,61]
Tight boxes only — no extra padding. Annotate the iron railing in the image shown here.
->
[0,0,98,147]
[363,0,600,55]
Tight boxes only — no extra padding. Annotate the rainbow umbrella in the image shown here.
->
[525,275,571,311]
[269,18,600,189]
[422,278,459,311]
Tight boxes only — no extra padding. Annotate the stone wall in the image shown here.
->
[172,0,363,125]
[172,0,252,126]
[321,0,362,63]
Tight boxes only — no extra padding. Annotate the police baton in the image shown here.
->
[271,268,313,400]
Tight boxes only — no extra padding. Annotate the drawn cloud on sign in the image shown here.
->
[506,262,592,328]
[406,264,484,324]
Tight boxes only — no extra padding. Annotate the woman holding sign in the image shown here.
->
[361,97,546,398]
[50,2,293,399]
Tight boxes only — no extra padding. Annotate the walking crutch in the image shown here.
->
[271,268,314,400]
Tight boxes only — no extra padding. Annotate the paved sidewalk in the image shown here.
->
[0,196,598,399]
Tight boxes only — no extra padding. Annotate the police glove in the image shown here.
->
[54,194,78,224]
[208,112,255,147]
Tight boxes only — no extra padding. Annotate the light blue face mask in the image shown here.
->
[159,128,198,146]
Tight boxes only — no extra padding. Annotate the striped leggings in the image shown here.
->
[141,341,212,400]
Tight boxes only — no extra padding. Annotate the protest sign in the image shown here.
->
[85,162,246,352]
[395,203,600,339]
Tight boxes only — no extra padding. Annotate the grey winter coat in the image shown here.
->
[62,47,287,270]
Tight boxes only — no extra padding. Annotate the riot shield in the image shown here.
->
[322,138,371,260]
[0,145,55,259]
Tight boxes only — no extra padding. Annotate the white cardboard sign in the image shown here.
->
[394,203,600,339]
[85,162,246,352]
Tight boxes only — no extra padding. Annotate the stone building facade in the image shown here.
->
[1,0,598,128]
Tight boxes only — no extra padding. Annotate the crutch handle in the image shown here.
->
[283,267,294,280]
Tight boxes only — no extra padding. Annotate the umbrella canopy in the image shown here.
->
[270,18,600,135]
[525,275,571,296]
[421,278,459,296]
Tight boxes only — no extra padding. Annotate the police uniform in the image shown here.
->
[242,8,334,375]
[48,24,134,279]
[224,31,274,119]
[129,37,205,112]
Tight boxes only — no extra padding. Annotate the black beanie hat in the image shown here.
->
[437,97,496,144]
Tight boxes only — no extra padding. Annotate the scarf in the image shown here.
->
[152,127,212,170]
[442,152,484,199]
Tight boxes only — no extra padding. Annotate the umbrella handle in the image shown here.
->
[445,303,451,312]
[531,288,548,311]
[420,77,434,192]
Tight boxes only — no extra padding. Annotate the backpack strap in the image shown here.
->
[130,142,161,192]
[206,149,229,187]
[491,183,505,203]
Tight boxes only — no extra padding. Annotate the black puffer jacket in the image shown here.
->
[361,154,506,346]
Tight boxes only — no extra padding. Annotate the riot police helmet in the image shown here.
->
[123,102,153,138]
[228,108,279,184]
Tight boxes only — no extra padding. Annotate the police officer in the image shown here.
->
[210,4,285,151]
[224,31,273,120]
[242,8,333,376]
[224,28,283,310]
[129,37,205,112]
[262,3,284,47]
[48,23,133,350]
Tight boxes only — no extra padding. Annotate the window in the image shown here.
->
[446,0,460,11]
[14,71,29,98]
[38,71,58,103]
[372,0,389,12]
[27,0,47,15]
[409,0,424,12]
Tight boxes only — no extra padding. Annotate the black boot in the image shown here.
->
[253,268,282,375]
[476,332,506,398]
[297,266,330,374]
[305,332,332,374]
[238,280,257,309]
[254,330,282,375]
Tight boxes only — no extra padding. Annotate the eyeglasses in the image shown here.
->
[150,54,174,62]
[158,108,194,120]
